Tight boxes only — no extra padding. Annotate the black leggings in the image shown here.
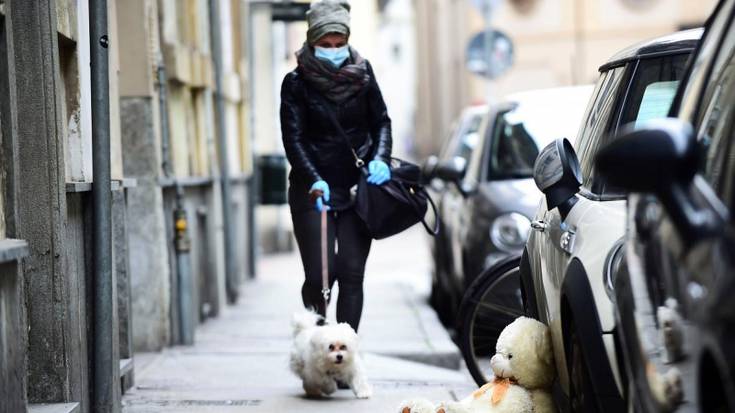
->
[291,207,372,331]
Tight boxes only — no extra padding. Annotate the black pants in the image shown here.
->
[291,207,372,331]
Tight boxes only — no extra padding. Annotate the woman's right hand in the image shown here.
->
[309,180,331,212]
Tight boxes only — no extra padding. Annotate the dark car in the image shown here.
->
[597,2,735,411]
[521,29,702,412]
[424,105,488,322]
[426,86,592,325]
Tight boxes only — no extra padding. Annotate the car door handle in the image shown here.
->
[531,220,548,232]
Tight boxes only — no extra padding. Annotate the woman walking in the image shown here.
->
[280,0,392,332]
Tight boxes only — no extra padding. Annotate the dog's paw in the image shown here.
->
[355,384,373,399]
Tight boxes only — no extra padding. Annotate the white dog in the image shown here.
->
[289,311,372,399]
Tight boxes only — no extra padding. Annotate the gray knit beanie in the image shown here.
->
[306,0,351,46]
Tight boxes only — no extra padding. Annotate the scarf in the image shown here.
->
[296,43,370,104]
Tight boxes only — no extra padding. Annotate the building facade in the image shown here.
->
[0,0,256,411]
[413,0,718,157]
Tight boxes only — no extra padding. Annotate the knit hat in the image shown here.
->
[306,0,351,46]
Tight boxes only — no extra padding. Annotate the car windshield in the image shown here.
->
[487,95,588,180]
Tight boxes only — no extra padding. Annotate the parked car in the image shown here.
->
[596,2,735,411]
[426,86,592,325]
[424,104,488,323]
[521,28,702,412]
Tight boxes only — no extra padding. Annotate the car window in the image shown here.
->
[486,93,589,180]
[575,66,627,193]
[579,54,690,197]
[618,54,690,127]
[488,108,535,179]
[453,115,483,161]
[462,111,495,189]
[440,111,485,163]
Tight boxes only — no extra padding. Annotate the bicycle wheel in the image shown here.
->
[458,255,524,386]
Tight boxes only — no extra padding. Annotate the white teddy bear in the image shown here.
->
[399,317,557,413]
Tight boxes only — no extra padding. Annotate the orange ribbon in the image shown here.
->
[472,377,517,406]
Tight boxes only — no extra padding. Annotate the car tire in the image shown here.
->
[457,256,524,386]
[568,319,602,413]
[430,276,456,327]
[519,249,539,319]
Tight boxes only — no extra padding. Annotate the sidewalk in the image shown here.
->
[122,227,476,412]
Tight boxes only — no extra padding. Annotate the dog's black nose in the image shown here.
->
[336,354,343,361]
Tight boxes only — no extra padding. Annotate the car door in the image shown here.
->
[681,28,735,324]
[533,65,627,366]
[443,111,493,294]
[449,107,498,290]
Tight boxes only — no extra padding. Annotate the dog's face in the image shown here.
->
[311,323,358,369]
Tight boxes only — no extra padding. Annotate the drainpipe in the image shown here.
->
[157,54,194,344]
[89,0,114,410]
[209,0,239,303]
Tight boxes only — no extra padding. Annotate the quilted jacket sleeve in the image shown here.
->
[366,62,393,164]
[280,72,322,185]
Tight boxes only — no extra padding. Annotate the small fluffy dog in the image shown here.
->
[289,311,372,399]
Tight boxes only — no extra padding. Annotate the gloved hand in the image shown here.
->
[309,180,331,212]
[367,160,391,185]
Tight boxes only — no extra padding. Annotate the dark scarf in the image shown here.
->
[296,43,370,103]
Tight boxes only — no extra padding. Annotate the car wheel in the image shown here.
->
[458,256,524,386]
[430,276,456,327]
[568,320,601,413]
[519,249,539,319]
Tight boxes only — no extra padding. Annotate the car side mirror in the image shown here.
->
[435,156,472,197]
[596,118,723,242]
[595,118,697,192]
[533,138,582,220]
[435,156,467,182]
[421,155,440,184]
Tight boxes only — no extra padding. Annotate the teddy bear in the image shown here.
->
[398,316,556,413]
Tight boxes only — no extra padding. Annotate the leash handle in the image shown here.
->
[320,209,330,309]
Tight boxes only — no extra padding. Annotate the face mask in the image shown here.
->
[314,45,350,68]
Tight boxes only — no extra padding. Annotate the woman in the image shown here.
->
[280,0,392,332]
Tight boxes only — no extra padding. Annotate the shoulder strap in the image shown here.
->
[303,81,365,169]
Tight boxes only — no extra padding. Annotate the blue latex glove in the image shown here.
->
[309,180,331,212]
[367,160,391,185]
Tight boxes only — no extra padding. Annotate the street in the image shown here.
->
[121,227,477,412]
[1,1,728,412]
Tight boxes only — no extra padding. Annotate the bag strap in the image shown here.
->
[309,89,366,169]
[396,182,440,236]
[422,190,440,236]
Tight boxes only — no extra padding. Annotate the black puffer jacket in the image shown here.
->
[280,61,392,211]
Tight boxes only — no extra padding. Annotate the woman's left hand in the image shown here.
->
[367,160,391,185]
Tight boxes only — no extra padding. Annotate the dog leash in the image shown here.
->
[321,208,330,310]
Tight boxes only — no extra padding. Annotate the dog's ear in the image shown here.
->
[310,329,327,351]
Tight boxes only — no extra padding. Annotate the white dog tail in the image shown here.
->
[291,310,322,337]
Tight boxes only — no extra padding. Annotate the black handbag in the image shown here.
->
[353,158,439,239]
[319,99,439,240]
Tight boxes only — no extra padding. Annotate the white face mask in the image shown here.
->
[314,45,350,68]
